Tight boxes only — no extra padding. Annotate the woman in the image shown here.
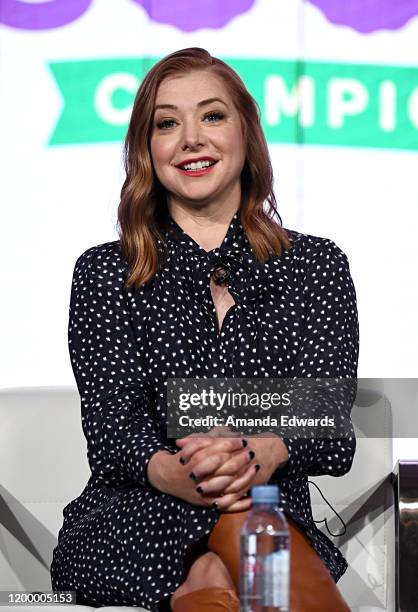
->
[50,47,358,611]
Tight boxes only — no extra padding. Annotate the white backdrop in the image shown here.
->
[1,1,417,456]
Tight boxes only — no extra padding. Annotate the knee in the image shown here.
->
[186,552,235,590]
[172,551,235,600]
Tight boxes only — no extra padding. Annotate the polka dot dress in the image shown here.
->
[50,211,359,610]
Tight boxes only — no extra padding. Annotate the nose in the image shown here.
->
[181,118,205,150]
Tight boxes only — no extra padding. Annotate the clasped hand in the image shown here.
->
[148,427,289,513]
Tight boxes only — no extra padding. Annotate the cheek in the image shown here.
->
[222,127,245,156]
[151,139,173,166]
[232,129,245,154]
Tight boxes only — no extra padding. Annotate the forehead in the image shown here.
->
[154,71,230,106]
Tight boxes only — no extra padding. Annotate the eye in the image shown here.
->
[155,110,225,130]
[156,118,176,130]
[205,111,224,122]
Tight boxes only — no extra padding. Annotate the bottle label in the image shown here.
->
[263,550,289,608]
[241,534,290,610]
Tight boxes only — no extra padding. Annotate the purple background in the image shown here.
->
[307,0,418,33]
[1,0,417,33]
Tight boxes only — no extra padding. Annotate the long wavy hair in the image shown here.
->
[117,47,290,289]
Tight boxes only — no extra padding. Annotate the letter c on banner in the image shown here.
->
[94,73,140,126]
[0,0,93,30]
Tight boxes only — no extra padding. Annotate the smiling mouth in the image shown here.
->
[175,160,219,175]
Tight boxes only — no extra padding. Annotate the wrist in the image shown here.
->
[251,432,289,471]
[147,450,173,493]
[271,435,289,471]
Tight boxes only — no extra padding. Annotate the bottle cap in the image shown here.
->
[251,485,280,504]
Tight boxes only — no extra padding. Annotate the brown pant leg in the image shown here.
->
[207,511,350,612]
[171,586,239,611]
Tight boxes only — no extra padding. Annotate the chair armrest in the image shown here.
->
[394,460,418,611]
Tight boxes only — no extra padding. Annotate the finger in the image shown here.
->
[194,450,256,494]
[189,452,232,480]
[222,457,253,479]
[195,474,236,496]
[214,430,242,438]
[206,426,234,437]
[191,442,252,474]
[222,463,260,495]
[220,497,252,513]
[178,437,248,465]
[176,428,241,447]
[194,447,253,480]
[210,489,250,511]
[176,426,232,446]
[176,433,209,448]
[211,448,255,477]
[176,437,214,461]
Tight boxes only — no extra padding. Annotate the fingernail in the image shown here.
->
[242,439,248,448]
[196,486,204,494]
[212,501,219,509]
[248,450,255,460]
[255,464,261,472]
[179,457,185,465]
[189,472,197,481]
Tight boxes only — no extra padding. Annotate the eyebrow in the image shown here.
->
[154,97,229,111]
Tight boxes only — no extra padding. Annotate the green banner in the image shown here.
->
[48,57,418,150]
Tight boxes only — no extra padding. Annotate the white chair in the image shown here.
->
[310,394,395,611]
[0,382,408,611]
[0,386,151,612]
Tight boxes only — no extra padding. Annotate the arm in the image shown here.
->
[68,243,174,488]
[275,238,359,480]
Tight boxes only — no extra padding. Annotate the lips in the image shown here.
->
[175,157,218,168]
[175,160,219,176]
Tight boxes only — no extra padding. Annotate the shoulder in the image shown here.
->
[71,241,129,293]
[282,228,351,270]
[273,230,358,312]
[73,240,126,277]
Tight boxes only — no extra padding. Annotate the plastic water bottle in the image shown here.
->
[240,485,290,611]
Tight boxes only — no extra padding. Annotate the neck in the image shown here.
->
[167,201,240,252]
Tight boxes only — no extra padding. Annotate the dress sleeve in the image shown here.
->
[68,243,174,489]
[276,238,359,480]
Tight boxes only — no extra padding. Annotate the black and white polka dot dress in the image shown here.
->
[50,211,359,610]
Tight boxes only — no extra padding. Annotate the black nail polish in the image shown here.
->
[249,450,255,460]
[179,457,185,465]
[212,501,219,509]
[242,439,248,448]
[255,464,261,472]
[196,486,204,494]
[189,472,197,481]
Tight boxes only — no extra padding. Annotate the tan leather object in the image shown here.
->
[207,511,350,612]
[170,586,239,611]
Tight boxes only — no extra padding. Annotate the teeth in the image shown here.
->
[180,160,215,171]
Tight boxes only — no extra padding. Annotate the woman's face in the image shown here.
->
[150,70,246,210]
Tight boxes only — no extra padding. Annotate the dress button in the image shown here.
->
[212,261,231,286]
